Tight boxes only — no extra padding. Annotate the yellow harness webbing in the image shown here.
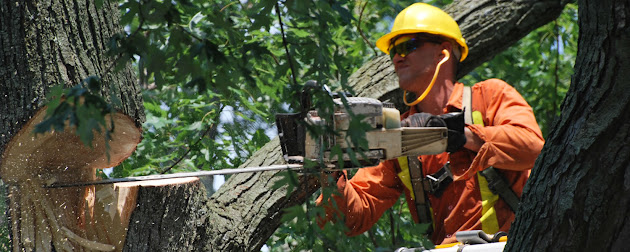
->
[463,86,500,234]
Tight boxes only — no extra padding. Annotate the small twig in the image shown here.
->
[101,8,146,79]
[357,1,377,56]
[389,209,396,247]
[61,227,115,251]
[160,122,218,174]
[553,20,560,117]
[178,25,204,42]
[220,1,238,12]
[61,227,116,251]
[275,2,299,87]
[160,104,225,174]
[367,228,379,248]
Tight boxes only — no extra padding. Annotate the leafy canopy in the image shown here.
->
[113,0,399,177]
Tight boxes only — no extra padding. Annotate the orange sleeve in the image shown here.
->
[458,79,544,180]
[316,159,403,236]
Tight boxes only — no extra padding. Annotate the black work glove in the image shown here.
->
[401,111,467,153]
[401,112,445,127]
[439,111,467,153]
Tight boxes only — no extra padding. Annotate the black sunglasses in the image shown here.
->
[388,37,440,60]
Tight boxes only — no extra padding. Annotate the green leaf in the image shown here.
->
[280,205,306,223]
[85,76,102,93]
[292,29,311,38]
[187,121,203,131]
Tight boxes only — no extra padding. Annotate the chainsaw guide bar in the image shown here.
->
[46,164,304,188]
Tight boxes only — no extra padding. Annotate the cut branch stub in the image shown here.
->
[0,106,142,252]
[0,106,142,185]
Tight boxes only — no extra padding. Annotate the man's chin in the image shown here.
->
[398,81,417,92]
[398,77,430,93]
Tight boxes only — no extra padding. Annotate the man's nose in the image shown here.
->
[392,53,405,67]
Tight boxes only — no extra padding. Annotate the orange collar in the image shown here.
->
[444,82,465,113]
[408,82,465,114]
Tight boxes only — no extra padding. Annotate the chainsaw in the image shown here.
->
[47,81,447,188]
[275,81,447,167]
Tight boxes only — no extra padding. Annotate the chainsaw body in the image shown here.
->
[276,94,448,166]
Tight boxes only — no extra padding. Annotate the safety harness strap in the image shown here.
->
[405,156,433,225]
[462,85,473,124]
[479,167,520,212]
[462,86,520,212]
[422,162,453,197]
[464,86,497,234]
[398,155,452,233]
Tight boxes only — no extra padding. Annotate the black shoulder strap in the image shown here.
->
[407,157,432,224]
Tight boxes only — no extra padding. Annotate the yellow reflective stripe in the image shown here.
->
[396,156,415,200]
[471,110,500,234]
[472,111,484,126]
[478,173,500,234]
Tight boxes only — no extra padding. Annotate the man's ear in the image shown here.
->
[443,40,462,61]
[440,41,453,56]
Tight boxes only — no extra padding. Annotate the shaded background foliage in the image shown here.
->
[113,0,395,177]
[33,0,575,251]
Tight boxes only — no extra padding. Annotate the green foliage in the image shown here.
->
[34,77,116,150]
[114,0,280,175]
[268,191,433,252]
[111,0,419,170]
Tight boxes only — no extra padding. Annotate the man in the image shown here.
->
[316,3,544,245]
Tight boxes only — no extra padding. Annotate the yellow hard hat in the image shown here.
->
[376,3,468,62]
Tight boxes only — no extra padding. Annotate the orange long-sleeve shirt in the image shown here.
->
[317,79,544,245]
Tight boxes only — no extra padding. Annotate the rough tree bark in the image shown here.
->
[506,1,630,251]
[204,0,569,251]
[0,1,144,150]
[0,0,144,251]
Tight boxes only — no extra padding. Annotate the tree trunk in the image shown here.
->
[203,138,321,251]
[0,1,144,148]
[0,0,144,251]
[122,178,209,251]
[204,0,569,251]
[506,1,630,251]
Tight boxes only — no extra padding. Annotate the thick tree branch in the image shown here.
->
[204,1,569,251]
